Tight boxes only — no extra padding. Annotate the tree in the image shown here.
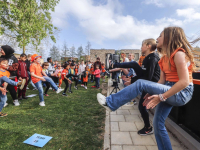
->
[77,45,84,60]
[0,0,60,53]
[50,45,60,61]
[61,42,70,62]
[85,41,91,61]
[70,45,77,59]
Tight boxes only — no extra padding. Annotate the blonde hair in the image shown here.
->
[158,26,194,70]
[142,38,157,51]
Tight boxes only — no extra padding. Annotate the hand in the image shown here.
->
[40,77,46,82]
[121,75,126,80]
[124,80,131,86]
[143,95,161,109]
[19,77,22,80]
[72,77,74,79]
[142,93,152,106]
[0,87,7,95]
[68,80,72,84]
[27,77,29,80]
[124,78,130,82]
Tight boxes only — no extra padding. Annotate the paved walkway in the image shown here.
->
[104,79,187,150]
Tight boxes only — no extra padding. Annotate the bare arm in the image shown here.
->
[109,68,121,72]
[163,51,190,98]
[42,70,48,76]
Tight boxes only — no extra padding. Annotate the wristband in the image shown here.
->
[159,94,167,102]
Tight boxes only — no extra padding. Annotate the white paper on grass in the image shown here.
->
[26,94,37,97]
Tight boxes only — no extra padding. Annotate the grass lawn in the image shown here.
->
[0,80,106,150]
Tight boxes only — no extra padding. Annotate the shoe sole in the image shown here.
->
[19,79,26,90]
[97,94,112,112]
[138,130,154,136]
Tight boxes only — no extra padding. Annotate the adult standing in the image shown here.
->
[0,45,20,106]
[78,60,86,87]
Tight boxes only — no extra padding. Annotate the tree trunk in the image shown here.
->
[23,46,26,53]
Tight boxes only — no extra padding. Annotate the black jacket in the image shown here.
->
[141,52,160,82]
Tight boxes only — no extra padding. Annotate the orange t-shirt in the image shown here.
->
[75,68,78,75]
[138,55,146,66]
[30,63,43,84]
[83,71,89,82]
[101,66,106,72]
[0,70,10,78]
[158,48,193,83]
[61,69,68,80]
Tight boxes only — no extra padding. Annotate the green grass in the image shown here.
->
[0,81,106,150]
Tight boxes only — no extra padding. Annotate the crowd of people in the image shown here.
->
[0,47,108,116]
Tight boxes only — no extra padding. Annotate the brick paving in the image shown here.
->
[104,79,186,150]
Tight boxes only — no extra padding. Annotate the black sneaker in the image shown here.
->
[68,91,73,93]
[18,97,23,100]
[0,112,8,117]
[138,126,154,136]
[22,96,28,99]
[62,93,68,96]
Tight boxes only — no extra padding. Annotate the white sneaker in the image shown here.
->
[4,103,8,107]
[84,86,87,89]
[74,86,78,90]
[81,84,84,87]
[56,88,64,94]
[13,100,20,106]
[26,87,29,90]
[49,87,52,90]
[97,93,112,112]
[39,101,45,106]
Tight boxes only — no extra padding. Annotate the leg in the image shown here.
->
[44,82,50,94]
[43,76,58,91]
[153,102,173,150]
[106,79,189,111]
[22,77,28,97]
[69,83,72,91]
[81,75,84,84]
[34,81,44,102]
[7,84,18,101]
[0,92,7,112]
[114,61,143,77]
[138,92,151,128]
[74,78,78,86]
[63,79,68,93]
[0,76,18,86]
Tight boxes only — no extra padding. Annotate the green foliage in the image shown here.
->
[0,0,60,53]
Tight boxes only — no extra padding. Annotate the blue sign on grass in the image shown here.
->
[23,133,52,148]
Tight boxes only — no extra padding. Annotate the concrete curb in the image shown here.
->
[150,109,200,150]
[103,80,111,150]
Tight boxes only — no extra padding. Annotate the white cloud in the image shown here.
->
[143,0,200,7]
[52,0,195,48]
[177,8,200,22]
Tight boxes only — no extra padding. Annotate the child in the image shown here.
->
[30,54,63,106]
[90,65,94,82]
[61,63,71,96]
[82,66,90,89]
[53,64,63,89]
[97,27,194,150]
[68,63,79,93]
[75,65,78,75]
[101,63,106,82]
[42,62,51,96]
[93,65,101,89]
[0,58,26,116]
[17,53,29,100]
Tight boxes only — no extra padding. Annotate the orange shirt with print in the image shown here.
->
[61,69,68,80]
[101,66,106,72]
[0,70,10,78]
[138,55,145,66]
[30,63,43,84]
[158,48,193,83]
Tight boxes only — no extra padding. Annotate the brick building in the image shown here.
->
[90,49,141,64]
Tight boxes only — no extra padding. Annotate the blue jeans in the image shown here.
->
[106,79,193,150]
[0,76,18,86]
[34,76,58,102]
[96,78,100,88]
[0,91,7,112]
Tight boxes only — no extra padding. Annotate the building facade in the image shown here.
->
[90,49,141,64]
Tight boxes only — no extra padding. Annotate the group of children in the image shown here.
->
[0,52,107,117]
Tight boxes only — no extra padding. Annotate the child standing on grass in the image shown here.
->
[17,53,29,100]
[82,66,90,89]
[75,65,78,75]
[30,54,63,106]
[53,64,63,89]
[68,63,79,93]
[93,65,101,89]
[62,63,71,96]
[0,58,26,117]
[101,63,106,82]
[90,65,94,82]
[42,62,51,96]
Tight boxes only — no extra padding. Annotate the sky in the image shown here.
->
[50,0,200,52]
